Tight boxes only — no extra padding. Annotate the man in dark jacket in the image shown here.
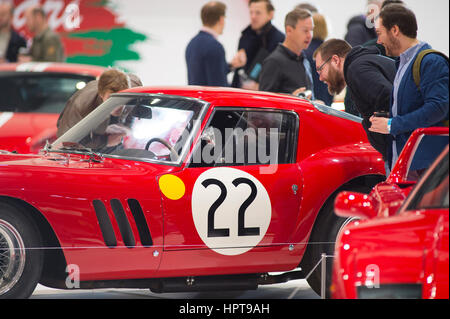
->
[314,38,397,160]
[0,1,26,63]
[259,8,314,96]
[231,0,284,89]
[344,0,382,47]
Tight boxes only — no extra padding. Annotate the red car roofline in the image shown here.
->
[121,86,316,110]
[0,62,105,77]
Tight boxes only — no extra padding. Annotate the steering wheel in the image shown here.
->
[145,137,179,161]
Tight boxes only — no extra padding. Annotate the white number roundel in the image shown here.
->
[191,167,272,256]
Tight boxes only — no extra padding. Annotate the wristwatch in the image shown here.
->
[387,118,392,133]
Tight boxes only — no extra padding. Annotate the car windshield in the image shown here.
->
[404,148,449,212]
[0,73,96,113]
[51,94,207,165]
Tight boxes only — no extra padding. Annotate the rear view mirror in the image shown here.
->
[334,191,378,220]
[131,104,152,119]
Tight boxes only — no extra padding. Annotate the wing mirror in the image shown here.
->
[334,191,378,220]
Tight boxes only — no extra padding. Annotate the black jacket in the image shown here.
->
[231,22,284,87]
[344,15,377,47]
[344,46,397,159]
[6,29,27,63]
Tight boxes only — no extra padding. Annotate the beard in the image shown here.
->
[327,66,346,95]
[384,33,401,57]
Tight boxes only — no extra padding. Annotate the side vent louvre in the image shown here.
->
[110,199,136,248]
[128,199,153,247]
[92,200,117,248]
[92,199,153,248]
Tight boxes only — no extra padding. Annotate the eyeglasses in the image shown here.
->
[317,56,332,74]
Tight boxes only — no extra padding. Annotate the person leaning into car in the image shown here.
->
[313,38,397,161]
[369,4,449,173]
[56,69,142,150]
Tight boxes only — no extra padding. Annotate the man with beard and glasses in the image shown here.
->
[370,4,449,174]
[313,38,396,161]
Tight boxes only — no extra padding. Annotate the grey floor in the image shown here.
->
[31,279,319,299]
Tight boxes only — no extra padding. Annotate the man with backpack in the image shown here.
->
[370,4,449,173]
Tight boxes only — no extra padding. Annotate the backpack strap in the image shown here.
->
[412,49,449,89]
[412,49,449,127]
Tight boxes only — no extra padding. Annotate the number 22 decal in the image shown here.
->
[202,177,260,238]
[192,167,271,256]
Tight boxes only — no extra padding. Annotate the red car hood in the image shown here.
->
[0,152,182,197]
[0,112,58,154]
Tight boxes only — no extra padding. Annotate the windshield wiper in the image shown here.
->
[48,142,104,163]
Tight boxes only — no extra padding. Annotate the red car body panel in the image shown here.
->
[0,87,385,284]
[0,62,105,154]
[0,113,58,154]
[332,128,449,299]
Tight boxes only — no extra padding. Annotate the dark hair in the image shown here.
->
[201,1,226,27]
[381,0,404,9]
[295,3,318,14]
[285,8,312,28]
[249,0,274,12]
[313,38,352,60]
[379,4,417,38]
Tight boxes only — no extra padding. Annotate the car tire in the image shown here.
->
[302,186,370,298]
[0,202,43,299]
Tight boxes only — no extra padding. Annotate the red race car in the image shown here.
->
[0,62,105,154]
[0,86,385,298]
[332,127,449,299]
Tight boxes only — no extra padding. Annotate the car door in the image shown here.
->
[159,107,304,269]
[373,127,449,217]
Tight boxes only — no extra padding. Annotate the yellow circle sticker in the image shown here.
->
[159,174,186,200]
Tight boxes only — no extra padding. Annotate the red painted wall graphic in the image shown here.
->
[12,0,147,67]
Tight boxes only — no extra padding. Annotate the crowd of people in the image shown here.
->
[0,0,448,175]
[186,0,449,174]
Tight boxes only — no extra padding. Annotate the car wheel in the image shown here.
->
[0,202,43,299]
[302,187,369,298]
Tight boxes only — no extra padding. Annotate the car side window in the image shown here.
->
[189,109,298,167]
[406,152,449,210]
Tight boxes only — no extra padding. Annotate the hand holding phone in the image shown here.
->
[374,111,389,118]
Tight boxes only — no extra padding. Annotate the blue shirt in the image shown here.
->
[390,41,426,167]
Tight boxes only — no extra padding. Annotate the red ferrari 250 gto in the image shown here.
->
[0,86,385,298]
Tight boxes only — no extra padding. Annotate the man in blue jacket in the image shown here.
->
[186,1,246,87]
[370,4,449,173]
